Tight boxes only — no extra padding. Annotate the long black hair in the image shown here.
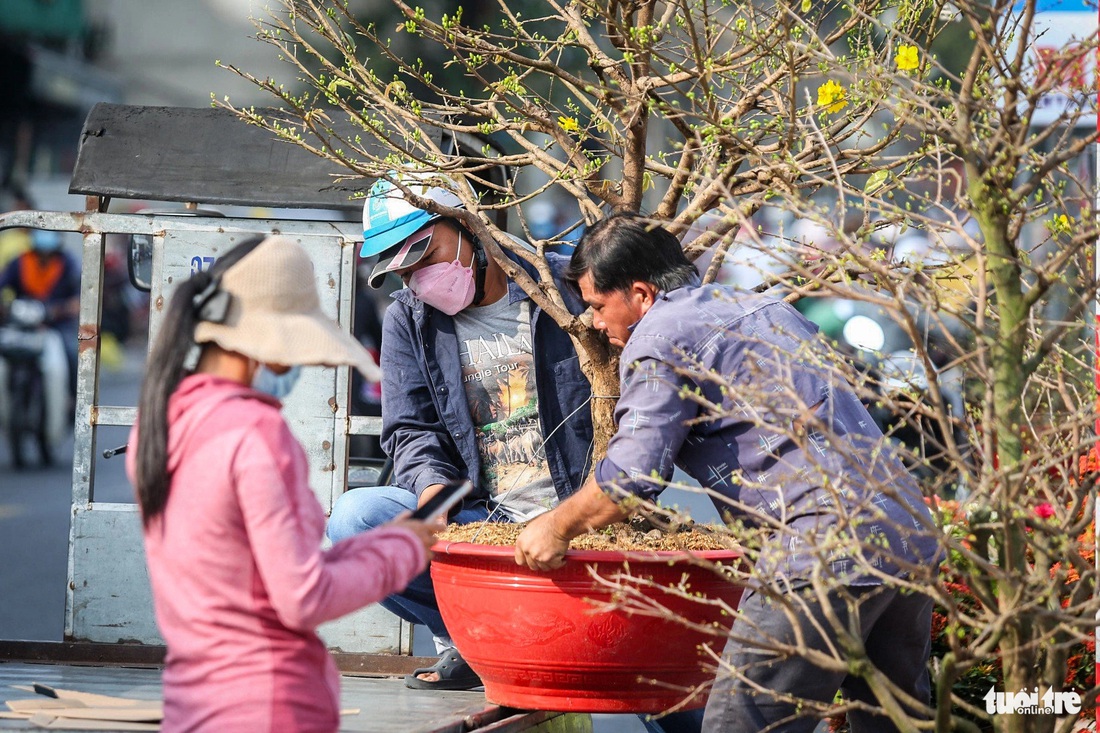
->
[134,236,266,525]
[565,211,698,294]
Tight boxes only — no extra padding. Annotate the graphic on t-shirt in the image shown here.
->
[453,299,557,520]
[460,333,550,499]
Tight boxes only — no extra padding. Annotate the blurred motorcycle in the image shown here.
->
[0,299,69,469]
[797,296,971,492]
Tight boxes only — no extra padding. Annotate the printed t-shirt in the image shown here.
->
[452,295,557,520]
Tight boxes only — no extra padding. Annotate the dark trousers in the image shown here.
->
[702,585,933,733]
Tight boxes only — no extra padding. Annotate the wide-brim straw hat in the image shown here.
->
[194,236,381,381]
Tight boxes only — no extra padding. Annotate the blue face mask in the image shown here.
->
[252,365,302,401]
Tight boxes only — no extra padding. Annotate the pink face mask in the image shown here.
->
[408,232,476,316]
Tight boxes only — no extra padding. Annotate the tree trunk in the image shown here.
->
[971,175,1046,733]
[573,329,621,463]
[587,359,621,462]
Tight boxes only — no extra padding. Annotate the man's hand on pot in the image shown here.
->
[515,479,631,571]
[515,512,570,571]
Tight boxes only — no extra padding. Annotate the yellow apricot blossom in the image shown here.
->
[1048,214,1072,236]
[895,45,920,72]
[817,80,848,113]
[557,115,580,133]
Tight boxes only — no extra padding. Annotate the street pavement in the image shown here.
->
[0,340,142,642]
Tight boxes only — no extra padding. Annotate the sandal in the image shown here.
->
[404,647,484,691]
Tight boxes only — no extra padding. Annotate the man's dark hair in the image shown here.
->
[566,211,698,294]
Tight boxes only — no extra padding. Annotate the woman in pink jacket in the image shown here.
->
[127,235,438,733]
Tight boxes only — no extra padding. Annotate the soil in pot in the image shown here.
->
[437,517,738,552]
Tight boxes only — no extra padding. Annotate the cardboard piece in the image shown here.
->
[11,684,153,708]
[6,699,73,714]
[28,712,159,731]
[5,682,163,731]
[28,707,162,722]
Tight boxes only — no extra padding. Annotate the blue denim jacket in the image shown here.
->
[380,249,593,502]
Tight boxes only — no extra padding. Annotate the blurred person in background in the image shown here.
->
[0,227,80,400]
[0,187,33,270]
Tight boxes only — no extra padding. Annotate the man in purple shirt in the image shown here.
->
[516,212,941,733]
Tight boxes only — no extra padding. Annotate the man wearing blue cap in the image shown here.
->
[327,174,594,690]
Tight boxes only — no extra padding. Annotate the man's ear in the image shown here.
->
[630,281,660,313]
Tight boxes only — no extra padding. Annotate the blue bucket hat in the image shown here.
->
[361,174,466,286]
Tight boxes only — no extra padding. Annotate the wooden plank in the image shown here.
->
[0,642,164,667]
[474,710,591,733]
[67,103,411,210]
[333,653,437,677]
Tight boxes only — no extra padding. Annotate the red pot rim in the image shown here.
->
[431,540,741,563]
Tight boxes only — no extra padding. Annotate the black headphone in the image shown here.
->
[469,230,488,306]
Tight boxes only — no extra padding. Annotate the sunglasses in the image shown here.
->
[405,224,435,250]
[382,224,437,275]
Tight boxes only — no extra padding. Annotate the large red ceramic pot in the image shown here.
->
[430,541,744,713]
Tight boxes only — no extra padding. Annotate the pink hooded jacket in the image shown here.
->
[127,375,426,733]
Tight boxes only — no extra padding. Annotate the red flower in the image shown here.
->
[1033,503,1055,520]
[1080,446,1100,476]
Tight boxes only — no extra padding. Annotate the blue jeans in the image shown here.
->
[327,485,504,639]
[702,585,933,733]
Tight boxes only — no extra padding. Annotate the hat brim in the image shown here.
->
[360,209,437,258]
[195,309,381,382]
[367,226,435,289]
